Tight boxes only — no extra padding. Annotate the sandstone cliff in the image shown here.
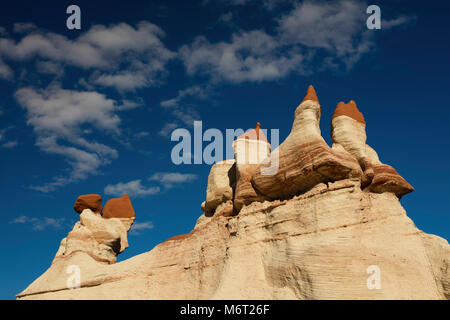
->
[17,86,449,300]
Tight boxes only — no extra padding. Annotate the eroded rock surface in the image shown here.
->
[17,180,449,299]
[17,86,448,300]
[331,100,414,197]
[251,86,362,200]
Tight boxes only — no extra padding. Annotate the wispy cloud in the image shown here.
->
[2,140,18,148]
[0,21,176,192]
[104,172,197,197]
[0,21,175,91]
[149,172,197,188]
[13,22,37,34]
[382,15,416,29]
[9,215,65,231]
[104,179,161,197]
[129,221,154,235]
[15,84,121,192]
[0,2,415,193]
[159,122,178,137]
[159,85,211,136]
[180,0,414,82]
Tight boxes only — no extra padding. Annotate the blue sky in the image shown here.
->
[0,0,449,299]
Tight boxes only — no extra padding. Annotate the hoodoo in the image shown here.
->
[331,100,414,197]
[17,86,449,300]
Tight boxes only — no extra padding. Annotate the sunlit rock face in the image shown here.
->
[233,123,271,211]
[251,86,362,200]
[204,160,236,216]
[17,86,448,300]
[331,100,414,197]
[17,180,449,300]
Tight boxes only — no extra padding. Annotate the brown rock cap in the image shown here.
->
[74,194,102,214]
[102,194,135,219]
[302,85,319,103]
[332,100,366,125]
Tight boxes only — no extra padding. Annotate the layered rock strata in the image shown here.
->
[251,86,362,200]
[17,86,448,300]
[233,123,271,211]
[17,180,449,299]
[331,100,414,197]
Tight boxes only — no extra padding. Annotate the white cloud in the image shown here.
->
[383,15,416,29]
[0,58,13,79]
[135,131,150,138]
[149,172,197,188]
[161,85,209,108]
[115,99,143,111]
[180,31,305,83]
[0,126,13,141]
[9,215,65,231]
[104,172,197,197]
[2,140,18,148]
[104,179,161,197]
[15,85,121,136]
[278,1,368,55]
[0,21,175,91]
[181,0,413,82]
[130,221,154,235]
[15,84,123,192]
[35,60,63,76]
[91,72,149,92]
[159,85,210,134]
[159,122,178,137]
[13,22,38,34]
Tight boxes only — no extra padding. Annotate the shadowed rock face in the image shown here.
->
[74,194,102,215]
[204,160,236,216]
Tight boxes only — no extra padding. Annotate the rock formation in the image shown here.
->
[74,194,102,215]
[203,160,236,216]
[331,100,414,197]
[102,193,135,231]
[17,86,449,300]
[233,122,271,211]
[251,86,362,201]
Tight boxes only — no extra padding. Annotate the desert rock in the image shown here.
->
[102,194,135,219]
[17,86,448,300]
[251,86,362,200]
[331,100,414,197]
[74,194,102,215]
[204,160,235,215]
[17,180,449,299]
[233,122,271,211]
